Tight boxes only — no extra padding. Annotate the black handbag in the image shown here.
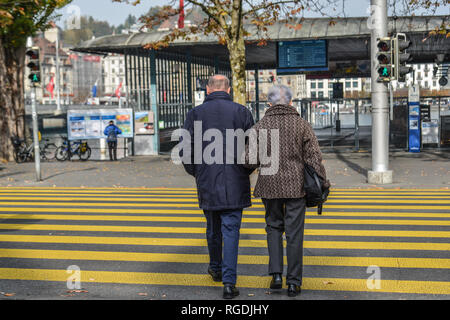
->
[304,164,330,215]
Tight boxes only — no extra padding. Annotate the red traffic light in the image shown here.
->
[26,49,39,60]
[377,41,390,52]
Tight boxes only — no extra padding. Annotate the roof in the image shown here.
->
[72,15,449,68]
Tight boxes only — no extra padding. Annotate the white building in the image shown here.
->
[102,53,126,96]
[391,63,442,91]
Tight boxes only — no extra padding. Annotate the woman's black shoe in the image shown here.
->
[287,284,301,297]
[270,273,283,290]
[208,268,222,282]
[223,284,240,299]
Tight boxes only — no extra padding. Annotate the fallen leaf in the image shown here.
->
[4,293,15,296]
[138,293,148,296]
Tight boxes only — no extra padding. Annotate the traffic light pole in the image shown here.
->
[31,86,41,182]
[368,0,393,184]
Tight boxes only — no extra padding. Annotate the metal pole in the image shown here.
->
[31,86,41,182]
[368,0,392,184]
[254,67,260,121]
[55,30,62,115]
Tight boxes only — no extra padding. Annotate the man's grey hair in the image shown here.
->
[268,85,293,105]
[208,75,230,91]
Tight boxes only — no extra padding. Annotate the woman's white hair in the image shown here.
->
[267,85,293,105]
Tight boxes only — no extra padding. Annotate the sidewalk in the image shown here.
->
[0,150,448,189]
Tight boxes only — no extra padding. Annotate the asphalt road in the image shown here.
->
[0,187,449,301]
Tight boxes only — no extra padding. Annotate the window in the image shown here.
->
[311,91,317,98]
[318,91,324,98]
[353,81,358,88]
[329,90,333,97]
[328,83,333,89]
[345,82,351,89]
[310,82,316,89]
[318,81,323,89]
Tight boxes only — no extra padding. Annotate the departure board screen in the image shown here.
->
[277,40,328,69]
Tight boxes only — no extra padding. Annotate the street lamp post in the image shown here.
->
[368,0,393,184]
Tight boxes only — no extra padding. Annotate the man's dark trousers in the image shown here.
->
[108,141,117,161]
[262,198,306,286]
[203,209,243,285]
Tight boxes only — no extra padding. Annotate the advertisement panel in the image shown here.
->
[408,85,421,153]
[67,109,134,140]
[135,111,155,135]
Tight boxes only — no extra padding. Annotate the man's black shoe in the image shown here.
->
[208,268,222,282]
[270,273,283,290]
[287,284,301,297]
[223,284,240,299]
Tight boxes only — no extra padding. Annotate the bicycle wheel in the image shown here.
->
[78,146,91,161]
[55,146,69,161]
[13,149,27,163]
[42,143,57,161]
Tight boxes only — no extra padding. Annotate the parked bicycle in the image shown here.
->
[11,136,58,163]
[55,137,91,161]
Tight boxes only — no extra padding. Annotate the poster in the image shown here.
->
[67,109,134,140]
[68,115,86,138]
[135,111,155,135]
[85,115,102,137]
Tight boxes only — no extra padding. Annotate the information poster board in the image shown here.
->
[408,85,421,153]
[135,111,155,135]
[68,109,134,140]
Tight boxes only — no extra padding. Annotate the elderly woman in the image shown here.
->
[244,85,329,297]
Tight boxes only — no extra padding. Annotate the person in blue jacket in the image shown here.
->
[104,120,122,161]
[181,75,255,299]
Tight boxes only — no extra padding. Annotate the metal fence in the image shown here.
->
[247,96,450,152]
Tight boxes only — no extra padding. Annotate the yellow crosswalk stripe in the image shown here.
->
[1,223,450,238]
[1,234,449,250]
[0,196,449,204]
[1,214,450,226]
[0,201,448,210]
[2,248,450,269]
[0,207,449,219]
[0,268,449,294]
[1,187,449,191]
[0,192,449,199]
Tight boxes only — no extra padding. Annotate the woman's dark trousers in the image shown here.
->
[262,198,306,287]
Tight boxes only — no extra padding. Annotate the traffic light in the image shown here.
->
[376,37,393,83]
[394,33,413,82]
[26,47,41,85]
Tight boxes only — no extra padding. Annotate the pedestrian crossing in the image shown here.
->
[0,187,449,297]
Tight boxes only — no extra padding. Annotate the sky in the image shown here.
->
[55,0,449,28]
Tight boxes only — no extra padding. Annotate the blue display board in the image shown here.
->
[277,40,328,73]
[67,109,134,141]
[408,85,421,152]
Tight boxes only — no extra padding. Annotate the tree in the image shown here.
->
[114,0,325,105]
[0,0,71,161]
[114,0,448,106]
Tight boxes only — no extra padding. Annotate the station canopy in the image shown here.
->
[73,15,449,69]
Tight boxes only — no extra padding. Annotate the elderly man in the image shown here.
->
[181,75,255,299]
[244,85,329,297]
